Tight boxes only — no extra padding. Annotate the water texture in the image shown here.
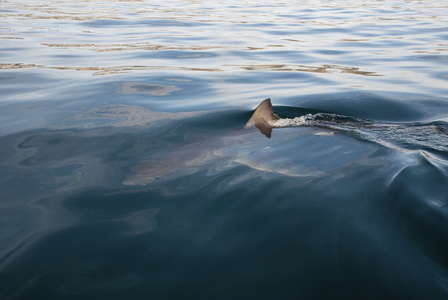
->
[270,112,448,152]
[0,1,448,299]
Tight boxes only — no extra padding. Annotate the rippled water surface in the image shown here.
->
[1,1,448,299]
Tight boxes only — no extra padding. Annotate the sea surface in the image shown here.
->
[1,1,448,299]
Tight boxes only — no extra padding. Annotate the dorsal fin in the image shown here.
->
[245,98,276,138]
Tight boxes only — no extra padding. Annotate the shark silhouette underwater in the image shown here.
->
[123,98,448,185]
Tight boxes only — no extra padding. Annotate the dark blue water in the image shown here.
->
[1,1,448,299]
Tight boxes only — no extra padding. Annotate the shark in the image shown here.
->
[123,98,448,185]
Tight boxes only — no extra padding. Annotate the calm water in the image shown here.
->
[1,1,448,299]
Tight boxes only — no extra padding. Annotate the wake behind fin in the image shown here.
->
[245,98,276,138]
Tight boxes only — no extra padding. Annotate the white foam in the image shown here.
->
[269,114,316,128]
[268,113,448,152]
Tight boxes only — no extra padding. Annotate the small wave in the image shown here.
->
[270,113,448,153]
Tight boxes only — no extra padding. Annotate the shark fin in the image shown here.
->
[245,98,276,138]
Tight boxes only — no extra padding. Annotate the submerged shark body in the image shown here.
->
[123,115,302,185]
[124,98,448,185]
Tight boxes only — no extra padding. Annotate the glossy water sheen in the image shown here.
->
[1,1,448,299]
